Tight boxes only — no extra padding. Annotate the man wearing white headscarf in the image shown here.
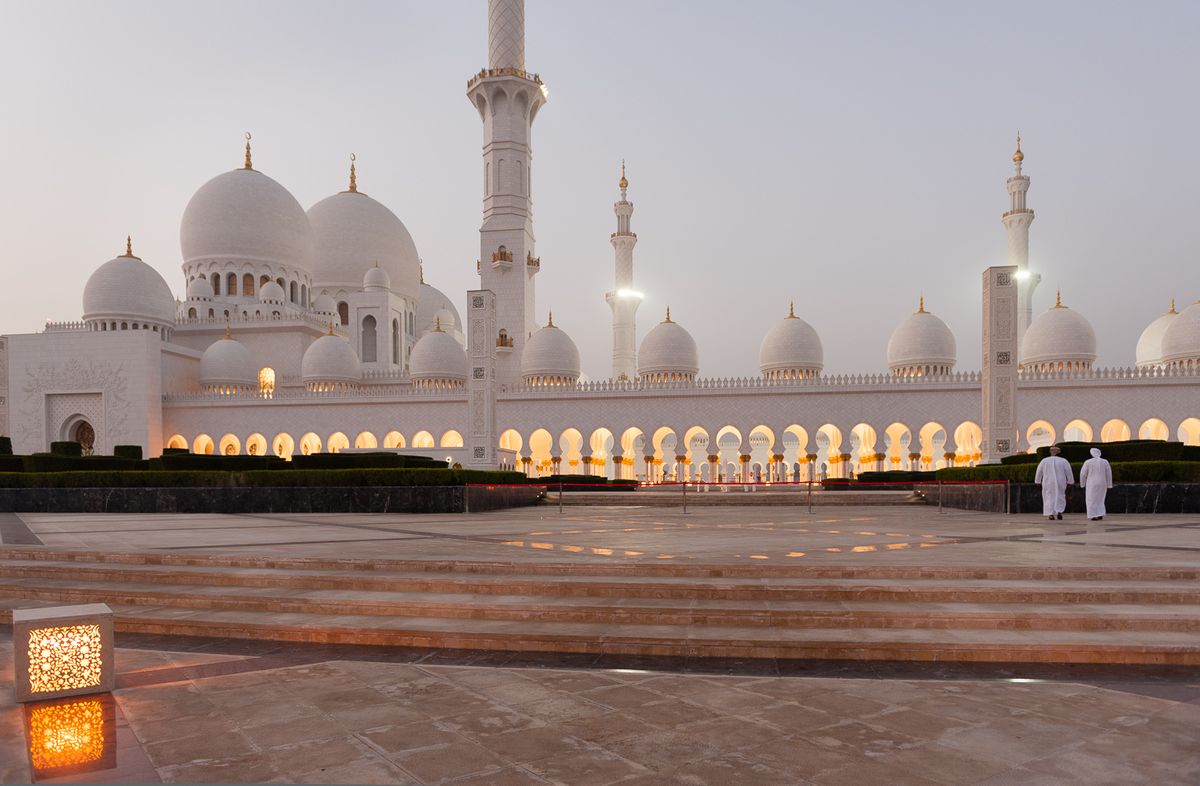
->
[1034,446,1074,520]
[1079,447,1113,521]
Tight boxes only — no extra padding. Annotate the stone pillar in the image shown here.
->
[982,265,1019,464]
[708,454,719,482]
[908,452,922,472]
[581,454,592,476]
[839,453,853,479]
[805,454,818,482]
[874,452,886,472]
[466,290,498,469]
[739,454,751,483]
[521,455,532,477]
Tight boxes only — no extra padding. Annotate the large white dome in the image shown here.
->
[301,333,360,390]
[521,316,581,385]
[1135,302,1179,368]
[180,167,314,277]
[199,335,256,391]
[759,304,823,380]
[887,300,956,376]
[410,326,468,387]
[638,309,699,382]
[82,244,176,329]
[1020,294,1096,372]
[1161,301,1200,368]
[307,190,420,301]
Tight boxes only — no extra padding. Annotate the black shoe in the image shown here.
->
[1056,513,1063,520]
[1090,517,1098,521]
[1048,516,1055,521]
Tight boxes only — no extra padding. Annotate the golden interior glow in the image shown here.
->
[28,699,105,770]
[27,625,103,694]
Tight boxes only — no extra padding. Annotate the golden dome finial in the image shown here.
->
[120,235,139,259]
[348,153,357,192]
[787,301,796,319]
[434,315,443,332]
[918,294,926,313]
[664,305,672,323]
[1169,298,1177,314]
[546,310,554,327]
[619,159,628,190]
[1012,132,1024,163]
[243,132,253,170]
[1055,289,1063,308]
[327,320,335,336]
[224,321,232,340]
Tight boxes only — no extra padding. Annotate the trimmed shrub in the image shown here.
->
[290,453,446,470]
[0,468,528,489]
[541,474,607,486]
[999,453,1040,465]
[0,437,12,455]
[22,454,140,473]
[50,441,82,457]
[0,456,24,472]
[159,453,286,472]
[1037,440,1190,464]
[114,445,143,461]
[0,471,231,488]
[162,448,189,456]
[938,460,1200,484]
[857,471,936,483]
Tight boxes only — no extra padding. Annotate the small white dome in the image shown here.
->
[307,190,419,301]
[181,167,314,277]
[638,309,699,382]
[417,282,462,335]
[434,307,456,331]
[1161,301,1200,367]
[1135,302,1179,368]
[887,300,956,376]
[1020,295,1097,372]
[259,281,286,303]
[363,264,391,292]
[186,277,214,301]
[760,305,823,379]
[82,246,176,328]
[301,333,360,389]
[313,293,336,314]
[521,316,581,385]
[410,327,468,387]
[199,336,256,390]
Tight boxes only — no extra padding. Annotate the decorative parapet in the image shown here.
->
[467,68,543,90]
[526,252,540,269]
[175,310,344,335]
[43,321,87,332]
[163,384,466,404]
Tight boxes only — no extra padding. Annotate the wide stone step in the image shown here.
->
[554,490,918,506]
[3,547,1196,582]
[2,601,1196,665]
[2,559,1199,605]
[1,577,1197,632]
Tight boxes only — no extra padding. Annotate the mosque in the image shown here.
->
[1,0,1198,482]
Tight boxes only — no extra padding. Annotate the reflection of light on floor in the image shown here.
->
[656,554,674,559]
[886,543,911,550]
[786,551,806,557]
[750,555,769,559]
[856,531,879,535]
[591,548,613,556]
[28,697,108,773]
[826,547,842,552]
[851,545,876,553]
[531,542,554,550]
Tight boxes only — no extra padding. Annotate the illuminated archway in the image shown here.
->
[192,434,214,455]
[884,422,913,469]
[218,433,241,456]
[440,430,464,448]
[412,430,435,449]
[327,432,350,453]
[1100,419,1131,443]
[918,422,947,469]
[558,428,583,473]
[166,434,187,451]
[299,432,322,456]
[1025,420,1055,452]
[1063,419,1093,443]
[952,422,983,466]
[245,433,267,457]
[1138,418,1169,441]
[1179,418,1200,446]
[816,424,843,476]
[383,431,405,449]
[528,428,553,477]
[272,433,295,460]
[589,428,615,478]
[355,431,378,449]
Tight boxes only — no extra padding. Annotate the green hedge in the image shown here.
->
[0,456,23,472]
[938,461,1200,484]
[290,453,446,470]
[0,437,11,456]
[1037,440,1192,464]
[857,471,936,483]
[50,441,82,457]
[114,445,143,461]
[0,468,528,489]
[23,455,141,473]
[158,453,287,471]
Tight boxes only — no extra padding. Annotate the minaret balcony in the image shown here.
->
[526,253,540,272]
[490,248,514,271]
[1002,208,1034,218]
[467,68,543,91]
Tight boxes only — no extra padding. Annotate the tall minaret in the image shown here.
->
[1002,133,1039,342]
[467,0,547,386]
[605,162,641,381]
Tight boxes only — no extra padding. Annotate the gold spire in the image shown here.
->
[546,310,554,327]
[419,259,424,284]
[917,295,926,313]
[1055,289,1063,308]
[224,321,232,340]
[787,301,796,319]
[619,159,628,190]
[1012,132,1024,163]
[348,153,357,192]
[434,315,443,332]
[664,305,672,323]
[119,235,139,259]
[1169,298,1177,314]
[243,132,253,170]
[327,320,335,336]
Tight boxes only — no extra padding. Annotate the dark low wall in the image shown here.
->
[923,482,1200,514]
[0,485,542,514]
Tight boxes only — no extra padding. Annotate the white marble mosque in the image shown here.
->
[1,0,1198,482]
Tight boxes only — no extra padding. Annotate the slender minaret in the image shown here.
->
[605,162,641,380]
[1002,133,1039,342]
[467,0,546,386]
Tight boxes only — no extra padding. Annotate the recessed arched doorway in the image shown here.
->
[71,420,95,455]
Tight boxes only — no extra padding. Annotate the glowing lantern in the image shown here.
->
[13,604,114,703]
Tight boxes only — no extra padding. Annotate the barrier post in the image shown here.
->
[1005,480,1011,515]
[682,482,688,515]
[558,480,563,514]
[464,484,470,514]
[938,480,944,514]
[807,477,813,514]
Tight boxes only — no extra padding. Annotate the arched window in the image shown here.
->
[337,301,349,326]
[290,281,298,303]
[260,274,270,289]
[361,315,378,362]
[211,273,221,296]
[391,318,400,364]
[227,273,238,296]
[187,307,197,319]
[208,308,214,318]
[242,274,255,297]
[301,284,307,307]
[258,367,275,397]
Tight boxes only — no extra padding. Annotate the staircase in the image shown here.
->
[0,548,1197,665]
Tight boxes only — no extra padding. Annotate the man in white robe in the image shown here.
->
[1079,447,1113,521]
[1034,446,1074,520]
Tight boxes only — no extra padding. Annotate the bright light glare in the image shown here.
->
[616,289,644,300]
[1014,270,1031,281]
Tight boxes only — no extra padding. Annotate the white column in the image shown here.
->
[982,266,1019,464]
[466,290,499,469]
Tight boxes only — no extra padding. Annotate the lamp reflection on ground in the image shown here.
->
[24,694,117,781]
